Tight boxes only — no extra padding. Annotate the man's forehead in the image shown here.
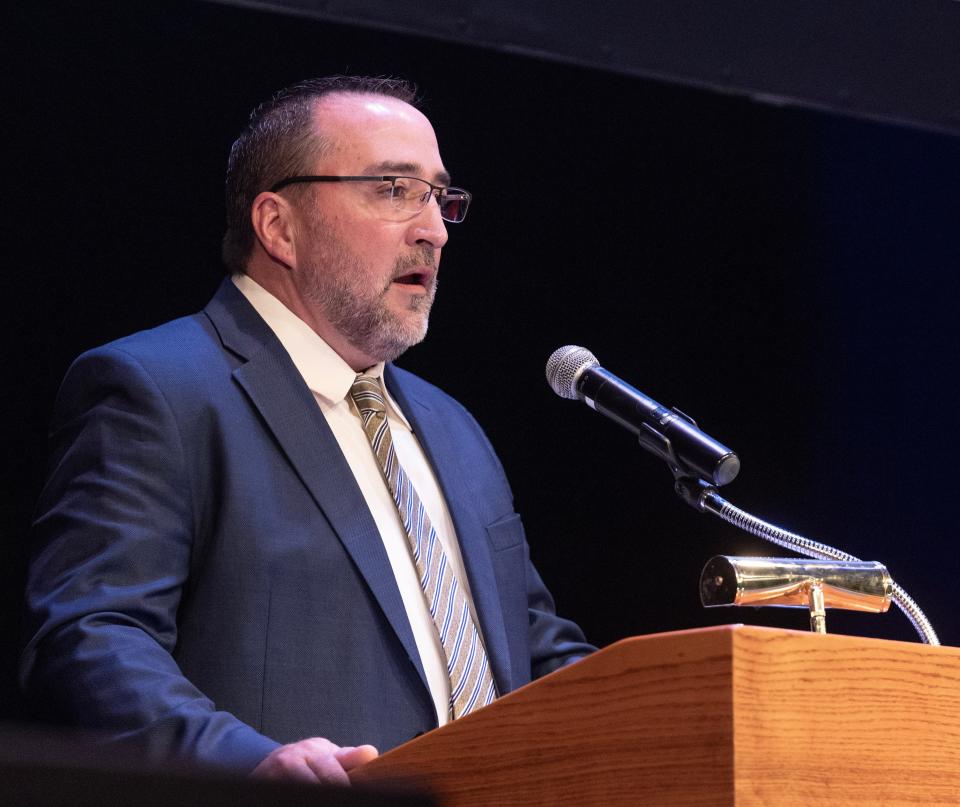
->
[311,93,447,179]
[313,92,431,135]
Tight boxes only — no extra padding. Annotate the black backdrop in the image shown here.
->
[3,0,958,719]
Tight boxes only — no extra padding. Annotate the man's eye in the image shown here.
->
[382,182,411,200]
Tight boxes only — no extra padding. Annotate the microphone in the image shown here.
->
[545,345,740,487]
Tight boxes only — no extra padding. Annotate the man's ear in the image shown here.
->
[250,191,297,268]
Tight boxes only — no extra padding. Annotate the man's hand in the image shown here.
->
[252,737,379,785]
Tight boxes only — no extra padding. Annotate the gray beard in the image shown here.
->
[305,243,437,364]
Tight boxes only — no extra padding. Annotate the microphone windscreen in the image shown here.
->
[546,345,598,399]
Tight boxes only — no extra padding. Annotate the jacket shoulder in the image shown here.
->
[83,312,220,369]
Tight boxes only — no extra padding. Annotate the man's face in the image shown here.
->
[292,93,450,367]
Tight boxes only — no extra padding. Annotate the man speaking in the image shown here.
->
[21,76,593,785]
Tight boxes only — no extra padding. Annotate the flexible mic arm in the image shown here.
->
[546,344,940,644]
[674,477,940,645]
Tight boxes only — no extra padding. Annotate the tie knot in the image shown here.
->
[350,375,387,419]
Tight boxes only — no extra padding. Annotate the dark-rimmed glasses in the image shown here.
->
[268,175,472,223]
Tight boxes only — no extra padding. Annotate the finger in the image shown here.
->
[255,755,323,784]
[336,744,379,771]
[303,750,351,786]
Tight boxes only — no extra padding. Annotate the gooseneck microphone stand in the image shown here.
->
[673,475,940,645]
[544,344,940,645]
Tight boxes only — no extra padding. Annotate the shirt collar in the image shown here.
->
[232,273,411,429]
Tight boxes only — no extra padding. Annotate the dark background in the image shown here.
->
[3,0,958,720]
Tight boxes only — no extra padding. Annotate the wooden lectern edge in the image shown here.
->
[350,624,745,785]
[350,624,740,782]
[351,625,960,804]
[353,623,959,777]
[353,624,737,770]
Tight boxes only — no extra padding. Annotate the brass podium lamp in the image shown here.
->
[700,556,893,633]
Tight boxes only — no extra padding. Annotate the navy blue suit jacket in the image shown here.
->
[21,280,593,771]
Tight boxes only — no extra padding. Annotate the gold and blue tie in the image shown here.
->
[350,375,498,720]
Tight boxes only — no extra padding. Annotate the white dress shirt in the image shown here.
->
[233,272,482,727]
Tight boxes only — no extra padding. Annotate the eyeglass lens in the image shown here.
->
[438,192,468,223]
[390,177,469,223]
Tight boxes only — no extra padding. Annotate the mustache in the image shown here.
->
[391,248,437,279]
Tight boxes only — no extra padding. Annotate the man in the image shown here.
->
[21,76,593,785]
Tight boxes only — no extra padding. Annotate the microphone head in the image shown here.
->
[546,345,598,399]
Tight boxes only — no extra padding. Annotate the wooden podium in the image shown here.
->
[352,625,960,805]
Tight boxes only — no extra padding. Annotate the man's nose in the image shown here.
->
[406,194,448,249]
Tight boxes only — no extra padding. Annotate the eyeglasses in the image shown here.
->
[268,175,472,223]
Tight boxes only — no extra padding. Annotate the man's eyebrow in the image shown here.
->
[364,161,453,186]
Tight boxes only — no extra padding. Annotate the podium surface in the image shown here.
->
[353,625,960,805]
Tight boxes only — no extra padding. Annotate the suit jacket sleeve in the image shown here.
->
[21,344,279,772]
[526,560,594,680]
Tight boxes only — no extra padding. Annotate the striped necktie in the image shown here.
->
[349,375,498,720]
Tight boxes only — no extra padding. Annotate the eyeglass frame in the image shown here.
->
[267,175,472,223]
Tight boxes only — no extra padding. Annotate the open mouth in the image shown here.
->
[393,271,429,287]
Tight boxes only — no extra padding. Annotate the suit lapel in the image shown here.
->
[204,281,429,693]
[385,365,513,695]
